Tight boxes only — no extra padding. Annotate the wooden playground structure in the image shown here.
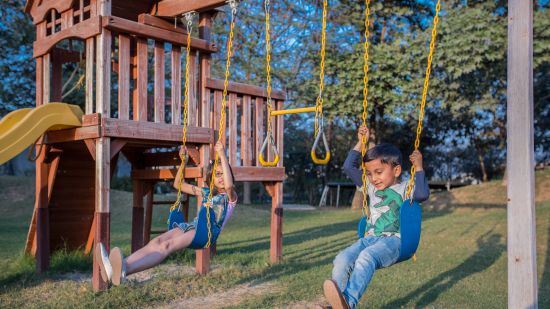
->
[23,0,287,291]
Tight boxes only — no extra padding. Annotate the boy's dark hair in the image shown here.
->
[363,143,403,167]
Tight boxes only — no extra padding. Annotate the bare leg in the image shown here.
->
[124,228,195,275]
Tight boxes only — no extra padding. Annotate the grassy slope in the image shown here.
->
[0,170,548,309]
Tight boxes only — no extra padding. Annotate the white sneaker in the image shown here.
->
[95,243,113,283]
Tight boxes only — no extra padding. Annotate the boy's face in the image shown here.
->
[365,159,402,190]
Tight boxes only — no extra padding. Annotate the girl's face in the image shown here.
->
[213,166,225,191]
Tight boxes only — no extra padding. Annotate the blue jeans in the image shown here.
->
[332,235,401,308]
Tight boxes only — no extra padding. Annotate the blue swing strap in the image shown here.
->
[188,206,221,249]
[356,199,422,263]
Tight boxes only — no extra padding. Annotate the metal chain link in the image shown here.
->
[360,0,371,218]
[405,0,441,200]
[170,11,195,216]
[205,0,238,247]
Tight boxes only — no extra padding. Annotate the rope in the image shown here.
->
[170,11,196,216]
[204,0,238,248]
[405,0,441,200]
[360,0,371,218]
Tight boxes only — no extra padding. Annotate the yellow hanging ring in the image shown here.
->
[259,132,279,167]
[310,119,330,165]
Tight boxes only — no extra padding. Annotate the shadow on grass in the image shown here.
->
[0,249,91,294]
[381,231,505,308]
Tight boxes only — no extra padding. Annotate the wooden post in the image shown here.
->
[93,0,111,291]
[35,149,50,273]
[242,95,252,203]
[143,183,154,244]
[196,11,214,274]
[154,41,165,123]
[118,34,131,120]
[135,38,148,121]
[507,1,537,308]
[132,180,145,251]
[266,182,283,263]
[171,46,182,125]
[85,38,94,114]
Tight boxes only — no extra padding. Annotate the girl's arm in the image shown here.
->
[215,141,236,202]
[173,147,203,197]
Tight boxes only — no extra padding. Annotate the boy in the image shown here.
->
[323,125,430,309]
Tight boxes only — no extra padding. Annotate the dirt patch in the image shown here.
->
[157,281,279,309]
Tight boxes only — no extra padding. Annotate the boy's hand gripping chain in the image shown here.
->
[171,11,196,217]
[205,0,238,248]
[311,0,330,165]
[259,0,280,167]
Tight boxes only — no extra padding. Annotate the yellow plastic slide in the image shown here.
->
[0,103,83,165]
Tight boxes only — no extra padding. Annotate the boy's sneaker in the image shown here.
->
[323,279,350,309]
[109,247,127,286]
[95,243,112,283]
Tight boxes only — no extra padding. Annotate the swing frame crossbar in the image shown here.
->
[270,106,316,116]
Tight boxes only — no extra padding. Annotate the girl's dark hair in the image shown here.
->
[363,143,403,167]
[205,160,235,189]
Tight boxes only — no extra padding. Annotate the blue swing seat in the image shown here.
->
[357,199,422,263]
[167,206,221,250]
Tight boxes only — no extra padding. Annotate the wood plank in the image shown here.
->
[45,126,101,143]
[188,52,198,127]
[118,34,130,120]
[95,137,110,213]
[228,93,238,165]
[241,96,252,166]
[84,215,96,254]
[135,38,148,121]
[151,0,226,17]
[138,14,187,34]
[96,29,111,116]
[42,53,50,104]
[29,0,74,24]
[154,41,165,123]
[171,47,182,125]
[132,180,144,252]
[102,16,216,53]
[276,100,284,167]
[85,38,94,114]
[92,212,109,291]
[36,56,43,106]
[507,1,537,308]
[51,50,62,101]
[131,167,202,180]
[206,78,286,101]
[255,98,264,166]
[232,167,285,182]
[213,91,222,136]
[33,17,102,58]
[102,118,212,144]
[60,9,74,29]
[264,182,283,264]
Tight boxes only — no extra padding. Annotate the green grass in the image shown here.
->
[0,171,549,308]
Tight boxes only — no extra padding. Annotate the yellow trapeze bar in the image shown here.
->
[270,106,316,116]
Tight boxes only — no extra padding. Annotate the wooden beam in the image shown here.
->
[507,1,537,308]
[33,17,102,58]
[102,16,217,53]
[151,0,226,16]
[232,167,285,182]
[118,34,131,120]
[85,38,94,114]
[110,139,127,160]
[131,167,202,180]
[206,78,286,101]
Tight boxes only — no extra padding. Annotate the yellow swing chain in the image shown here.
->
[258,0,280,167]
[204,0,238,248]
[170,11,196,215]
[311,0,331,165]
[405,0,441,200]
[360,0,372,218]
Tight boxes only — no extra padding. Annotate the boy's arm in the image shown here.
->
[409,150,429,202]
[216,142,236,202]
[172,148,203,197]
[343,150,364,187]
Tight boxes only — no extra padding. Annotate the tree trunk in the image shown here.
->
[476,147,488,182]
[351,188,364,210]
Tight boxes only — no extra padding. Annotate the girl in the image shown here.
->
[95,141,237,286]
